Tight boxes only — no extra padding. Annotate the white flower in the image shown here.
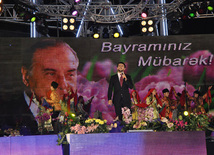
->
[161,117,169,123]
[167,122,174,128]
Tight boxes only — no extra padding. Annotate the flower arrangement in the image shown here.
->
[57,113,109,145]
[35,105,52,134]
[70,118,108,134]
[121,108,213,133]
[0,128,21,137]
[138,107,154,122]
[122,107,132,124]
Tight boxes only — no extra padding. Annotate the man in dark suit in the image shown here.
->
[108,62,134,120]
[0,94,39,135]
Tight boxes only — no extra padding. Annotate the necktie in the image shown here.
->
[120,74,123,87]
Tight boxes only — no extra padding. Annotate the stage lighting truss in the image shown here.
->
[178,1,214,19]
[1,0,185,24]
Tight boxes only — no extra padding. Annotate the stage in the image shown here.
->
[0,131,208,155]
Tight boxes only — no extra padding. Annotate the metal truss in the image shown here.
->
[1,0,186,23]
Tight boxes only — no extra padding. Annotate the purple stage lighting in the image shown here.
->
[72,10,78,16]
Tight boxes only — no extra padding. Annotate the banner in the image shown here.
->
[0,35,213,128]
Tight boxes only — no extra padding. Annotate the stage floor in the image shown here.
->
[0,131,207,155]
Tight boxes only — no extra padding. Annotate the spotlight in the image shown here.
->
[208,6,213,11]
[102,27,109,38]
[198,2,207,14]
[168,19,182,35]
[31,15,37,22]
[93,33,100,39]
[142,27,147,33]
[188,4,198,18]
[63,25,68,30]
[92,27,100,39]
[189,12,195,18]
[141,8,148,19]
[36,19,49,36]
[75,0,81,3]
[148,27,154,32]
[70,6,78,16]
[182,8,190,20]
[207,1,214,12]
[141,12,147,18]
[61,17,76,31]
[14,4,27,18]
[72,10,78,16]
[141,20,147,26]
[0,0,3,13]
[113,28,120,38]
[22,11,32,21]
[113,32,120,38]
[63,18,68,24]
[141,19,154,34]
[148,20,153,25]
[70,18,75,24]
[183,111,189,116]
[69,25,75,31]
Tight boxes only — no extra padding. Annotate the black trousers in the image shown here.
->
[114,98,131,121]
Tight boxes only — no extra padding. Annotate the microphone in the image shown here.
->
[121,72,126,79]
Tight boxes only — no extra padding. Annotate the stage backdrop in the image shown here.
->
[0,34,214,124]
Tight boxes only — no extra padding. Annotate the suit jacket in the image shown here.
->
[0,93,39,135]
[108,73,133,108]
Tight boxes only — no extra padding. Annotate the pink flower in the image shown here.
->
[81,59,117,81]
[77,75,115,124]
[179,121,184,128]
[157,66,184,85]
[183,50,214,85]
[135,72,195,101]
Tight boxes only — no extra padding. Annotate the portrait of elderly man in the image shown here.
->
[0,39,79,134]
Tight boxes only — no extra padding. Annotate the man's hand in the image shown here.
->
[108,100,113,106]
[208,86,212,90]
[122,73,127,81]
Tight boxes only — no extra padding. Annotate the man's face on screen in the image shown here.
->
[26,44,78,100]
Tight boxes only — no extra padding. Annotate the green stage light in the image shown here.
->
[189,13,195,18]
[31,16,36,22]
[208,6,213,11]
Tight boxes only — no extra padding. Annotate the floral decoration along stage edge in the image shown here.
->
[57,106,214,145]
[121,106,213,133]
